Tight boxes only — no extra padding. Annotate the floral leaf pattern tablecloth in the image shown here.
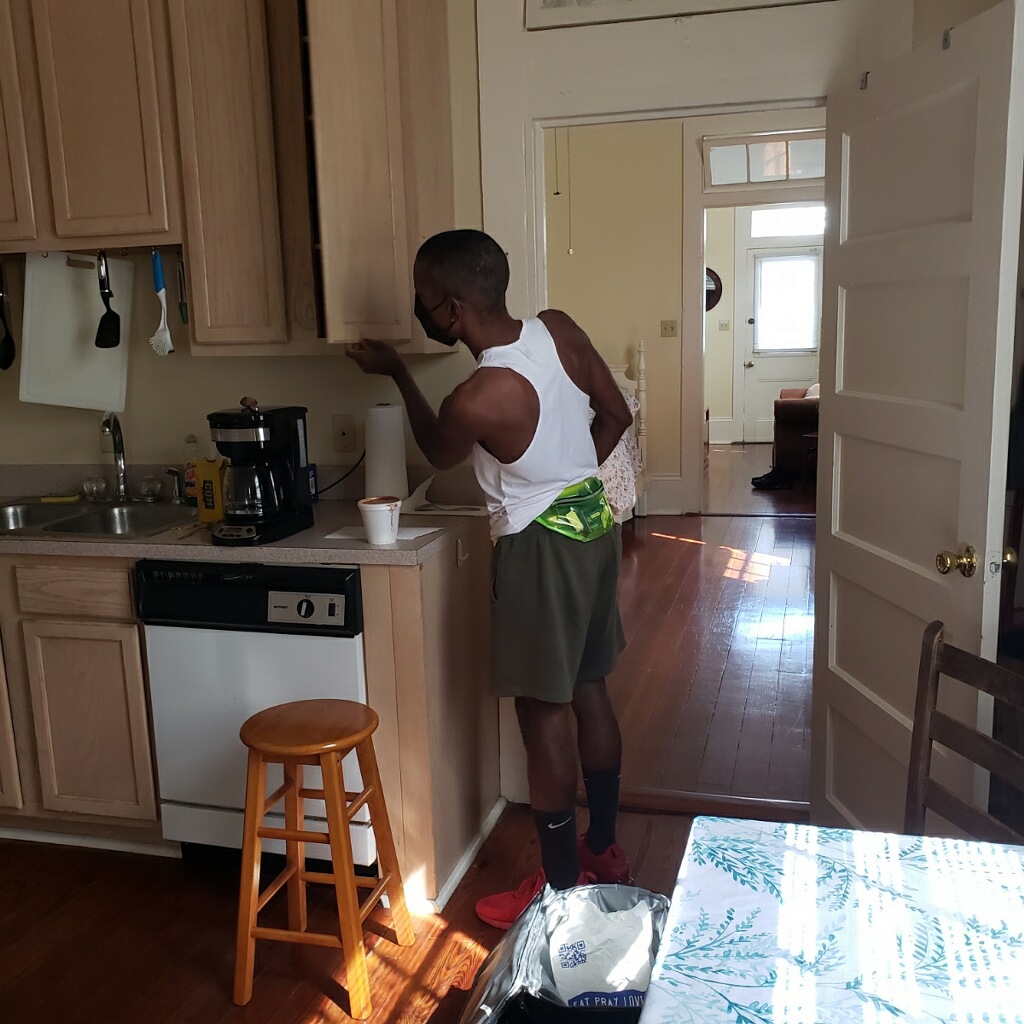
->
[641,816,1024,1024]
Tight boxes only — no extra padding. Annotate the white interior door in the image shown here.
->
[812,1,1024,830]
[736,218,823,441]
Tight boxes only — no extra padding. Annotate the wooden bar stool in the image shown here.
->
[233,698,415,1018]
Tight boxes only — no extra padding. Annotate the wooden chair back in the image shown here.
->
[905,620,1024,844]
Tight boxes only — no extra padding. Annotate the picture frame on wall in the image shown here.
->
[525,0,830,31]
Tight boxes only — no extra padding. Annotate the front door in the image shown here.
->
[812,1,1024,829]
[735,205,823,442]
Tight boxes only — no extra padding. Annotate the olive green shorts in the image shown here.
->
[491,521,625,703]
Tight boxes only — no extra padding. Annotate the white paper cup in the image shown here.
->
[358,495,402,544]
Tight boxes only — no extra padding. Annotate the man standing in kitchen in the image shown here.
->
[346,229,634,929]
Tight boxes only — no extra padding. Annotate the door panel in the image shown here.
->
[812,0,1024,830]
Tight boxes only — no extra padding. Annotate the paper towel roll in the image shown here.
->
[365,403,409,499]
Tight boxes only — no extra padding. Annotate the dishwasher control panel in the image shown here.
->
[134,560,362,636]
[267,591,346,627]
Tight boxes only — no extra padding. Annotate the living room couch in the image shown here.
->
[773,386,819,477]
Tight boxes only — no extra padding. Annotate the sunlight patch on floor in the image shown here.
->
[721,546,791,583]
[740,611,814,640]
[651,532,707,545]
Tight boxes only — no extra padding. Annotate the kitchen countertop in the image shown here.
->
[0,501,473,566]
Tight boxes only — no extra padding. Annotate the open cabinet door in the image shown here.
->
[812,0,1024,829]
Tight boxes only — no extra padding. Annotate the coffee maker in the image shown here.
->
[207,398,314,546]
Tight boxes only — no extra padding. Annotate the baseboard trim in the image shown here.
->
[609,788,810,823]
[0,826,182,858]
[425,796,507,914]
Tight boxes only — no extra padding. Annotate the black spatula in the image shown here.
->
[94,251,120,349]
[0,264,14,370]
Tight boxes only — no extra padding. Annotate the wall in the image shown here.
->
[543,121,683,474]
[478,0,914,517]
[704,207,736,433]
[0,0,483,482]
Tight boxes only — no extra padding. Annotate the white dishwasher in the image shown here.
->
[135,559,375,865]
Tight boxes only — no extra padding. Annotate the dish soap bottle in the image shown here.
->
[195,447,226,523]
[182,434,199,507]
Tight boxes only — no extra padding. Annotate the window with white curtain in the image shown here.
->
[752,251,822,352]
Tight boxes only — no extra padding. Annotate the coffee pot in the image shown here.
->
[207,397,314,546]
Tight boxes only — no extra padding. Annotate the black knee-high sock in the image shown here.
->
[533,808,579,889]
[582,766,621,854]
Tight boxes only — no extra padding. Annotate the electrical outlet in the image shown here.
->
[332,414,357,454]
[660,319,678,338]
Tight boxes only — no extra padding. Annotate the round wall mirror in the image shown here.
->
[705,268,723,312]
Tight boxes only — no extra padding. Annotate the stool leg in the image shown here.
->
[356,738,415,946]
[283,761,307,933]
[233,750,267,1006]
[321,751,372,1021]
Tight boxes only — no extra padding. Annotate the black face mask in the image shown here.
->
[414,294,459,347]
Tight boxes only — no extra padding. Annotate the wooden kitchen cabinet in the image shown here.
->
[167,0,288,345]
[0,556,161,840]
[361,517,500,906]
[172,0,457,354]
[0,636,24,809]
[0,0,183,253]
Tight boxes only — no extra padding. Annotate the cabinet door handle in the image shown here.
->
[457,539,469,566]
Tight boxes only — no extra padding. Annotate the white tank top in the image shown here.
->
[471,317,598,538]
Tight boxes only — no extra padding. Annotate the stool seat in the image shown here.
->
[233,697,413,1018]
[239,699,379,757]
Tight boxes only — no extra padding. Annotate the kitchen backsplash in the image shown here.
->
[0,462,483,506]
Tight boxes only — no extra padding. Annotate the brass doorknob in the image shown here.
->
[936,545,978,578]
[1004,547,1018,567]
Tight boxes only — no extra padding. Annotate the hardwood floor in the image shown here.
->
[614,513,814,806]
[0,457,815,1022]
[703,442,816,515]
[0,806,692,1024]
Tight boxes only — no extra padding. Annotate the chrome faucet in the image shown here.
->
[101,411,127,502]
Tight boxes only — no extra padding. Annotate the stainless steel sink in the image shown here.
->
[0,503,87,532]
[41,503,198,538]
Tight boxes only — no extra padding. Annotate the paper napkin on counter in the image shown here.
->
[400,476,488,516]
[324,525,442,542]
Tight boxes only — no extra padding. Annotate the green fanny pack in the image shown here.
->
[535,476,615,542]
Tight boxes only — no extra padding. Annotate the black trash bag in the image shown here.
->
[459,883,670,1024]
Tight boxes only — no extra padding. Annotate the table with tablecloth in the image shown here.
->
[641,816,1024,1023]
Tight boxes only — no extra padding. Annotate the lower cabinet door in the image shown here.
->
[22,619,156,819]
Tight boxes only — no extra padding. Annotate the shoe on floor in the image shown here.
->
[475,868,597,930]
[751,468,794,491]
[577,834,634,884]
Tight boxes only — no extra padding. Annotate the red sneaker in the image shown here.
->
[475,869,597,930]
[577,834,633,884]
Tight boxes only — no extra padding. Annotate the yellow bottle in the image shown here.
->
[195,455,226,523]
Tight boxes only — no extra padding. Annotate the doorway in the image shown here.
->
[704,200,823,514]
[542,114,822,815]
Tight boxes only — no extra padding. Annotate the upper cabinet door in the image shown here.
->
[30,0,178,239]
[307,0,411,342]
[0,0,37,243]
[168,0,287,344]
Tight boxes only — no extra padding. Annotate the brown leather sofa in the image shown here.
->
[772,387,819,477]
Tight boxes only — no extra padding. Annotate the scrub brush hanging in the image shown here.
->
[149,247,174,355]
